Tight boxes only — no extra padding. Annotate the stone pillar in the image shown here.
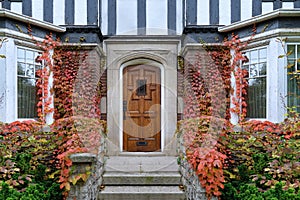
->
[67,135,106,200]
[177,131,217,200]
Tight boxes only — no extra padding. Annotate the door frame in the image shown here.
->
[119,59,165,152]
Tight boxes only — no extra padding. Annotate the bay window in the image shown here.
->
[287,44,300,113]
[242,47,267,118]
[17,47,41,119]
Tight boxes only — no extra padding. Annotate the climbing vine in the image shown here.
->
[179,25,300,199]
[181,43,233,199]
[223,33,252,122]
[32,33,105,199]
[0,37,7,58]
[34,34,58,123]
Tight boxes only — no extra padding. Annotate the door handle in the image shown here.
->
[123,100,127,111]
[123,100,127,120]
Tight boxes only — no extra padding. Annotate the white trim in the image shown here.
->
[0,8,65,32]
[236,28,300,46]
[219,9,300,33]
[0,28,46,43]
[119,58,165,153]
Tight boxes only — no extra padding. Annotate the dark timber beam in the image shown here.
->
[43,0,53,23]
[210,0,219,25]
[231,0,241,23]
[186,0,197,25]
[137,0,146,35]
[99,0,102,27]
[107,0,116,35]
[2,0,11,10]
[295,0,300,8]
[273,0,282,10]
[65,0,75,25]
[22,0,32,16]
[87,0,98,25]
[252,0,262,17]
[168,0,176,34]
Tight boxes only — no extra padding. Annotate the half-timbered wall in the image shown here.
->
[1,0,300,35]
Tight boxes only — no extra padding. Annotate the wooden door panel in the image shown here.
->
[123,65,161,152]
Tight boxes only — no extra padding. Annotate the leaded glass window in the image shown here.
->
[287,44,300,113]
[242,47,267,118]
[17,47,42,118]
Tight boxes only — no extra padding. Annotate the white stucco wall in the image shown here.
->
[267,38,286,123]
[0,39,17,123]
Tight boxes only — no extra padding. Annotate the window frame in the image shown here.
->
[241,46,268,120]
[16,45,43,120]
[285,43,300,114]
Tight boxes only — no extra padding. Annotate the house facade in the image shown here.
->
[0,0,299,155]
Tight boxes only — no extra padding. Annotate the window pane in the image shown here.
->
[246,77,267,118]
[259,48,267,62]
[18,77,37,118]
[17,63,26,76]
[297,45,300,59]
[26,64,35,78]
[249,64,258,77]
[26,50,34,63]
[258,63,266,76]
[287,45,295,59]
[287,74,300,113]
[287,59,296,72]
[17,48,25,62]
[17,47,41,119]
[250,50,258,63]
[287,44,300,113]
[243,47,267,118]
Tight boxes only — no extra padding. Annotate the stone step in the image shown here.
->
[98,186,186,200]
[104,156,180,173]
[99,156,185,200]
[103,172,181,185]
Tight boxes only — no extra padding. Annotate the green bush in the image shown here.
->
[0,181,62,200]
[222,182,300,200]
[0,121,63,199]
[221,120,300,200]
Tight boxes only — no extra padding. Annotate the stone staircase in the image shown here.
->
[98,155,186,200]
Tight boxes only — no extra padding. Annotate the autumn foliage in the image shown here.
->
[0,33,105,199]
[179,32,300,199]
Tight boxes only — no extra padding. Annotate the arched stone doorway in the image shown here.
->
[104,37,180,156]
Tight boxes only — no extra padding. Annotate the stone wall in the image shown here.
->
[177,134,217,200]
[67,134,106,200]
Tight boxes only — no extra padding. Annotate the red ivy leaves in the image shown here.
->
[224,34,250,122]
[35,33,103,199]
[34,33,58,123]
[0,120,41,135]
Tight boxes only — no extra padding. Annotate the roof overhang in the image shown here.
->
[219,9,300,33]
[0,8,65,33]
